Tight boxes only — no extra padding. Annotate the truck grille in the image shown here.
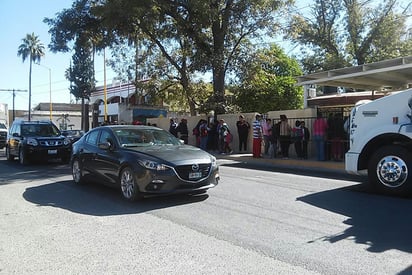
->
[39,140,64,146]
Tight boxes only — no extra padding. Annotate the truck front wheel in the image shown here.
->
[368,145,411,196]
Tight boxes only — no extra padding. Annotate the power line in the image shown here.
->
[0,88,27,121]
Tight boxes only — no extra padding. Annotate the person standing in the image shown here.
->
[300,121,310,159]
[236,115,250,152]
[313,113,328,161]
[252,114,263,158]
[292,120,303,159]
[279,115,292,159]
[330,113,345,161]
[218,119,232,154]
[177,118,189,144]
[262,118,272,155]
[193,119,203,147]
[169,118,178,137]
[198,119,209,151]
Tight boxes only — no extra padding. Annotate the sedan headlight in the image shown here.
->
[210,156,217,167]
[26,137,38,146]
[63,138,70,146]
[138,160,170,171]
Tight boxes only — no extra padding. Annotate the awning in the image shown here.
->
[297,56,412,91]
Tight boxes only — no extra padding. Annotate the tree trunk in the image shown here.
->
[81,97,85,130]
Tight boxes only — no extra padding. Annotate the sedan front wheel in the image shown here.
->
[72,158,85,185]
[120,167,142,201]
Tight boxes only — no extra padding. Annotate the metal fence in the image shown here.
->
[271,113,349,161]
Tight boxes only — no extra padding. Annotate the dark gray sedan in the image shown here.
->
[71,125,219,201]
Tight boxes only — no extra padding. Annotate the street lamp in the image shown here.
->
[36,63,52,120]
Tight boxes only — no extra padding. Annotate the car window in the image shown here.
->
[85,130,99,146]
[114,128,180,147]
[98,130,113,144]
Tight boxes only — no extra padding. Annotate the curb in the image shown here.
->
[215,153,346,175]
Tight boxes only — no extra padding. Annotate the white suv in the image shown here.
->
[0,123,7,149]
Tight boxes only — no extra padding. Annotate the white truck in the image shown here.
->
[345,88,412,195]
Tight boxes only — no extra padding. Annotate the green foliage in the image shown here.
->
[94,0,292,115]
[65,37,96,100]
[286,0,412,72]
[17,32,45,119]
[17,33,45,63]
[233,45,303,113]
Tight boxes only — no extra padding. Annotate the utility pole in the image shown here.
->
[0,89,28,122]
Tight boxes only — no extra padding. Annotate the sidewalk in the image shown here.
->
[214,153,346,175]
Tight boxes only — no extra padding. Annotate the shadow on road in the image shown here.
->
[23,180,209,216]
[0,161,71,185]
[297,186,412,254]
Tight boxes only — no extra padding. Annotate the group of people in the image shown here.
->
[250,114,310,159]
[169,118,234,154]
[169,112,347,161]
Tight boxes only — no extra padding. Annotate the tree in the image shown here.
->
[233,44,303,113]
[45,0,102,130]
[17,33,45,121]
[158,0,293,115]
[95,1,210,116]
[94,0,292,116]
[286,0,412,73]
[65,36,95,130]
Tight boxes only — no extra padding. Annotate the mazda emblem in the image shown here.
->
[192,164,199,171]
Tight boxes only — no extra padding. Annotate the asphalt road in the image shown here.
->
[1,151,411,274]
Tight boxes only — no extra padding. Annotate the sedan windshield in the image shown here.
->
[114,128,181,147]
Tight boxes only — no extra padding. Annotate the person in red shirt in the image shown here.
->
[313,113,328,161]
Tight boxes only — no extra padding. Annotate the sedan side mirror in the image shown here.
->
[98,141,112,150]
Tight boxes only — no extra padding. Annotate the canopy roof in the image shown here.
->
[297,56,412,91]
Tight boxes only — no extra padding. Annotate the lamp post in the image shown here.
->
[36,63,52,120]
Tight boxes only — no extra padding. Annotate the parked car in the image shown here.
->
[6,120,72,165]
[61,129,85,144]
[71,125,220,201]
[0,122,7,149]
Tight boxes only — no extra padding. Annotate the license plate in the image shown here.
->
[48,149,57,155]
[189,172,202,179]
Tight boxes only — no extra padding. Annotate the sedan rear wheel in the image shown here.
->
[72,158,85,185]
[120,167,142,201]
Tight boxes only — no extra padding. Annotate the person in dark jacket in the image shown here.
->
[169,119,178,137]
[176,118,189,144]
[236,115,250,152]
[300,121,310,159]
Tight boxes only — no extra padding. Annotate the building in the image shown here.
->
[89,81,168,126]
[11,103,87,130]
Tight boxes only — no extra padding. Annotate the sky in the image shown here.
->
[0,0,115,112]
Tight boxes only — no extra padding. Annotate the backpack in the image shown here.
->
[200,125,208,137]
[192,127,199,136]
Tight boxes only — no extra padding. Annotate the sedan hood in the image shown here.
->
[129,145,213,164]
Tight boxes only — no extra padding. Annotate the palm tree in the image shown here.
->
[17,33,45,121]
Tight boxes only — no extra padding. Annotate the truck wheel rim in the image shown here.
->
[377,155,408,188]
